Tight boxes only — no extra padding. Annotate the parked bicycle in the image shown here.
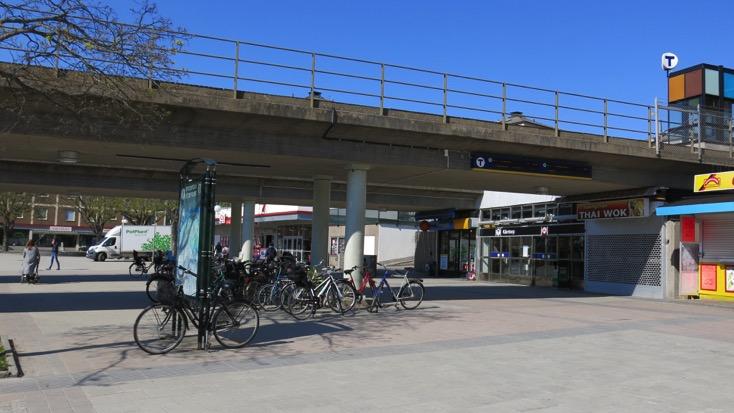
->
[129,250,164,278]
[133,266,259,354]
[354,263,424,313]
[286,264,357,320]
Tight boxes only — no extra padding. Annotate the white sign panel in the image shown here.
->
[661,52,678,70]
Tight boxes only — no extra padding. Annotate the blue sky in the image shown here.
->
[104,0,734,138]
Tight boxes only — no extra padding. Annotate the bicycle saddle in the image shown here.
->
[344,269,354,275]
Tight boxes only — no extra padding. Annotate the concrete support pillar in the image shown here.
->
[241,201,255,262]
[344,165,368,285]
[311,176,331,266]
[229,202,242,258]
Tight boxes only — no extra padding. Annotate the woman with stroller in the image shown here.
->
[21,240,40,283]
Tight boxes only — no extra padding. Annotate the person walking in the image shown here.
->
[47,237,61,270]
[21,240,40,283]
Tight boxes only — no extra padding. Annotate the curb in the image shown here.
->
[0,336,21,378]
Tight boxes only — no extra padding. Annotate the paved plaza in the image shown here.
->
[1,255,734,412]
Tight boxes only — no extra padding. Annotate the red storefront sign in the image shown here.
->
[700,264,717,291]
[681,216,696,243]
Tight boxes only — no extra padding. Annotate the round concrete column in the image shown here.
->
[229,202,242,257]
[241,200,255,262]
[344,165,368,285]
[311,176,331,267]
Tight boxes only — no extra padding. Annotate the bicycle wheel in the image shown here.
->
[133,304,186,354]
[278,281,296,312]
[329,281,357,314]
[257,283,281,312]
[398,280,425,310]
[287,286,315,320]
[146,275,173,303]
[213,299,259,349]
[129,263,145,277]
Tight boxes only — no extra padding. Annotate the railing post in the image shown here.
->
[697,104,703,160]
[380,64,385,115]
[647,106,653,148]
[603,99,608,142]
[442,73,448,123]
[310,53,316,108]
[729,118,733,158]
[654,98,660,156]
[554,91,559,137]
[501,83,507,130]
[233,41,240,99]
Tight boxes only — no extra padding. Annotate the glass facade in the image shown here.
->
[438,229,476,275]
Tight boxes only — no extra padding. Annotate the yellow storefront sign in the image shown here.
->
[693,171,734,193]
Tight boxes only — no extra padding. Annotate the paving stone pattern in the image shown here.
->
[1,255,734,412]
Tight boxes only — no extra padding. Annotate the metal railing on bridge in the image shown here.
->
[2,21,733,158]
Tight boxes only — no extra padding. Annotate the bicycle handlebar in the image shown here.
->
[177,265,198,277]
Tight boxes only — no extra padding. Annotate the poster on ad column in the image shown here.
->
[177,181,202,297]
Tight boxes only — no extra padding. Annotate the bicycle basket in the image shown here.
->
[156,279,178,305]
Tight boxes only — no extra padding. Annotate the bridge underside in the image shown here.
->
[0,78,728,208]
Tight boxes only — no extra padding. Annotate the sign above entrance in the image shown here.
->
[694,171,734,193]
[470,153,591,179]
[576,198,649,220]
[49,226,73,232]
[480,223,584,237]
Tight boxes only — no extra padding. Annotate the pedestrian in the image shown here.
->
[21,239,40,283]
[215,242,223,256]
[47,237,61,270]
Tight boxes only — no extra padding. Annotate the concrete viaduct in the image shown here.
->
[1,75,732,278]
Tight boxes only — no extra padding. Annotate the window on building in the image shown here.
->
[534,204,546,218]
[35,207,49,221]
[491,209,501,221]
[65,210,76,222]
[558,203,573,216]
[329,237,345,255]
[522,205,533,219]
[15,210,24,219]
[511,207,521,220]
[36,193,50,199]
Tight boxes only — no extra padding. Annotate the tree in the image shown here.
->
[0,0,186,133]
[0,191,31,251]
[119,197,171,225]
[73,194,120,240]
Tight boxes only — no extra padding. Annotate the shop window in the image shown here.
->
[558,204,573,216]
[533,236,546,258]
[572,236,585,261]
[509,237,521,258]
[65,210,76,222]
[533,205,545,218]
[522,206,532,219]
[35,207,49,221]
[546,236,558,259]
[558,237,571,260]
[330,237,345,255]
[489,237,502,256]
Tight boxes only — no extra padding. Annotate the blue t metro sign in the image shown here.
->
[470,153,591,179]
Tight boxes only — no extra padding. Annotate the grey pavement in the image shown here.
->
[2,255,734,412]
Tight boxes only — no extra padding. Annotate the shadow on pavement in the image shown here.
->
[255,317,352,345]
[0,291,150,312]
[424,284,608,301]
[0,274,145,284]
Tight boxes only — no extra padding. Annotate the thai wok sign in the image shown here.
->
[576,198,648,220]
[694,171,734,193]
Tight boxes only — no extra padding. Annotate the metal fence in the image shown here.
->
[2,23,734,157]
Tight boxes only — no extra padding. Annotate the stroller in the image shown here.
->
[20,256,40,284]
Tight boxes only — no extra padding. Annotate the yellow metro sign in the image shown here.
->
[694,171,734,193]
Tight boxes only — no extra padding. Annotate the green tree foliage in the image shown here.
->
[0,0,187,133]
[73,195,121,239]
[0,192,31,251]
[140,232,171,251]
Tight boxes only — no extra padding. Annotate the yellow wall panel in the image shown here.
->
[668,75,685,102]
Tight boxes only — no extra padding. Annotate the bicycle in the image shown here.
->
[286,265,357,320]
[133,266,259,354]
[365,263,424,313]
